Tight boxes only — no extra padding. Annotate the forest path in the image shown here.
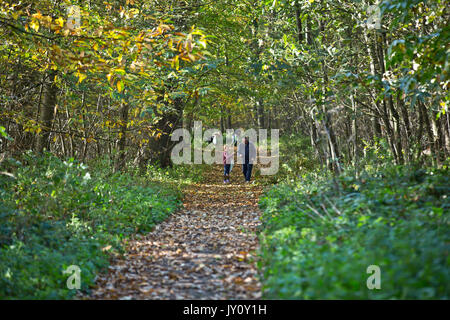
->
[87,164,263,299]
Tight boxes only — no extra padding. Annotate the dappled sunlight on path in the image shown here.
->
[86,164,263,299]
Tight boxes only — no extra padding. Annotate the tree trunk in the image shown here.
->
[398,92,411,161]
[257,99,265,128]
[220,106,225,133]
[115,102,129,172]
[351,92,358,167]
[419,100,436,166]
[306,17,312,45]
[148,95,183,168]
[36,71,57,154]
[377,32,403,164]
[321,62,341,174]
[294,1,303,44]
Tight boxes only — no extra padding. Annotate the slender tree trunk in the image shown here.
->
[294,1,303,44]
[81,93,89,162]
[306,17,312,45]
[415,103,424,163]
[36,71,57,154]
[96,95,102,157]
[365,30,398,162]
[398,92,411,161]
[257,99,265,128]
[220,106,225,133]
[377,32,403,163]
[321,62,341,174]
[351,92,358,168]
[57,112,66,157]
[431,110,443,166]
[419,100,436,166]
[115,102,129,172]
[444,111,450,156]
[373,116,382,138]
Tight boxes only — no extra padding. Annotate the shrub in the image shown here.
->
[258,165,450,299]
[0,153,181,299]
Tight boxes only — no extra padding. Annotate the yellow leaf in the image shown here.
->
[180,55,191,62]
[30,19,39,32]
[107,73,114,85]
[55,17,64,27]
[117,80,124,93]
[198,39,207,49]
[172,55,179,70]
[32,11,42,20]
[114,68,126,75]
[78,72,87,83]
[129,8,139,16]
[188,53,196,61]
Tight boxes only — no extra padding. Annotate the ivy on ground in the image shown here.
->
[258,165,450,299]
[0,153,181,299]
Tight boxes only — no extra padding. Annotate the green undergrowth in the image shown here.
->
[145,162,206,189]
[0,153,182,299]
[266,134,317,185]
[258,164,450,299]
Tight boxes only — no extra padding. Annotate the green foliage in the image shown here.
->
[0,125,10,139]
[0,153,181,299]
[272,134,318,183]
[146,163,205,187]
[359,137,396,169]
[258,165,450,299]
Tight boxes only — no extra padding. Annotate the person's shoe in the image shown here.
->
[223,180,227,184]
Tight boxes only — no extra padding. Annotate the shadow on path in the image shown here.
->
[87,164,263,299]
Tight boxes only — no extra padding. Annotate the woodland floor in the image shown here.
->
[85,164,263,299]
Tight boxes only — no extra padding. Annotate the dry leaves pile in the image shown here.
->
[85,165,263,299]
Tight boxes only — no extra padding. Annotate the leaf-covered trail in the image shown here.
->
[87,164,263,299]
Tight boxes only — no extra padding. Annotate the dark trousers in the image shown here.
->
[224,164,231,176]
[242,164,253,181]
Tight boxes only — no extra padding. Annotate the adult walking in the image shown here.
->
[237,136,256,183]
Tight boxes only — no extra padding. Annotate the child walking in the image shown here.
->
[223,145,234,183]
